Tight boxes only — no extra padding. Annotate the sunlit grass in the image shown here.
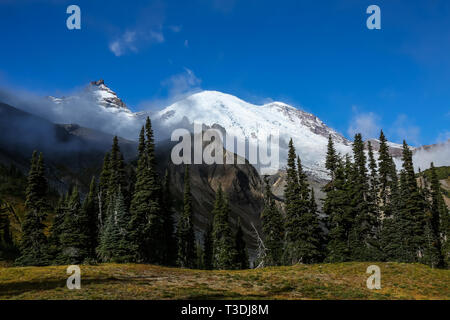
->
[0,262,448,300]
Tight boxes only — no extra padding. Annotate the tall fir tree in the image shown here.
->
[16,152,50,266]
[108,136,127,201]
[325,135,338,180]
[129,118,163,263]
[58,186,90,264]
[283,139,303,264]
[323,158,352,262]
[284,140,322,264]
[162,168,177,266]
[48,194,66,263]
[98,152,111,229]
[424,163,445,267]
[397,140,428,262]
[348,134,378,260]
[177,165,196,268]
[212,186,236,269]
[377,131,402,261]
[260,176,284,266]
[97,190,133,262]
[203,222,213,270]
[234,217,249,269]
[82,177,99,259]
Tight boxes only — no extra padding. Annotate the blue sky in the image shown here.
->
[0,0,449,146]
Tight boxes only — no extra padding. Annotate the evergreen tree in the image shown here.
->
[377,131,402,261]
[162,168,177,266]
[82,177,99,259]
[284,140,322,264]
[129,119,163,263]
[97,190,133,262]
[234,217,249,269]
[283,139,303,264]
[0,199,17,260]
[16,152,50,266]
[396,141,428,262]
[424,163,445,267]
[325,135,338,179]
[212,186,236,269]
[108,136,127,200]
[195,241,204,269]
[58,186,90,264]
[203,222,213,270]
[260,176,284,266]
[48,195,67,263]
[324,158,352,262]
[177,165,196,268]
[98,152,111,229]
[348,134,378,260]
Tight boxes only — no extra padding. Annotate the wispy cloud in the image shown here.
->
[109,29,164,57]
[138,68,202,112]
[108,1,167,56]
[390,114,421,146]
[347,107,381,140]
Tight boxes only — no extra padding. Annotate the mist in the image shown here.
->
[0,86,143,141]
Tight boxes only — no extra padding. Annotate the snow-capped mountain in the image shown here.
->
[46,82,449,178]
[49,79,132,114]
[143,91,353,178]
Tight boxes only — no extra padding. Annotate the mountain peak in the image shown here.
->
[90,79,105,86]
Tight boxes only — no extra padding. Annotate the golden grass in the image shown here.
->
[0,262,448,300]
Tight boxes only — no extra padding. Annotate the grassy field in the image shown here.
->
[0,262,449,300]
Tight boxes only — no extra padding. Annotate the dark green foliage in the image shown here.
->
[203,222,213,270]
[325,135,338,179]
[234,218,249,269]
[47,195,66,262]
[284,140,322,264]
[260,176,284,266]
[16,152,50,266]
[129,119,163,263]
[58,186,90,264]
[177,165,196,268]
[162,168,177,266]
[97,190,133,262]
[212,186,237,269]
[82,177,99,259]
[395,141,428,263]
[418,166,450,181]
[98,152,111,229]
[195,242,204,269]
[108,136,127,199]
[0,164,26,199]
[423,163,445,267]
[0,199,17,260]
[348,134,378,261]
[323,158,352,262]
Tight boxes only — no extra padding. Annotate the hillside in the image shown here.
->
[0,262,448,300]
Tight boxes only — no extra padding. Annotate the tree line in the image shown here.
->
[3,120,449,269]
[259,131,449,268]
[11,117,248,269]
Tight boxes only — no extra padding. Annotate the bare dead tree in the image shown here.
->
[251,222,267,269]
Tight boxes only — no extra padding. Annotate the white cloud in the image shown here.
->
[412,140,450,171]
[390,114,421,146]
[109,29,164,57]
[138,68,202,111]
[347,109,381,140]
[0,85,142,140]
[184,39,189,48]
